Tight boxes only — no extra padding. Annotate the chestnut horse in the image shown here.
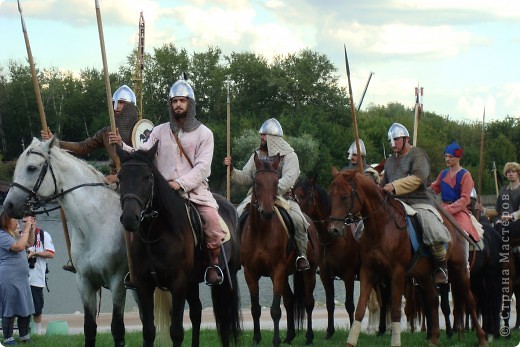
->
[328,169,487,346]
[116,143,241,347]
[240,153,319,346]
[293,176,357,338]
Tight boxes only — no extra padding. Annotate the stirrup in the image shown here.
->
[204,265,224,286]
[295,255,310,271]
[124,272,136,290]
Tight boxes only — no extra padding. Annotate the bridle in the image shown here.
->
[328,178,388,226]
[251,168,278,212]
[119,162,158,223]
[10,149,105,213]
[295,182,329,225]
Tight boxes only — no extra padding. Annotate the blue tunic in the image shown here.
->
[0,229,35,317]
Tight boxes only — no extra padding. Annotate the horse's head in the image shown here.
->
[327,168,363,237]
[4,137,59,218]
[117,142,158,231]
[251,152,280,220]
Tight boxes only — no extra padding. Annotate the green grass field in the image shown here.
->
[11,328,520,346]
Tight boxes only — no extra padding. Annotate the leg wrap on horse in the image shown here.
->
[391,322,401,346]
[346,320,362,346]
[430,243,448,284]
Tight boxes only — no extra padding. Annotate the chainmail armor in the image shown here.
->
[116,101,138,144]
[169,98,201,133]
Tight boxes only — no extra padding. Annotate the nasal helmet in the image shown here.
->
[347,139,366,160]
[112,85,136,111]
[169,78,195,101]
[258,118,283,137]
[387,123,410,147]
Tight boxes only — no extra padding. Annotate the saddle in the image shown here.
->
[185,202,231,246]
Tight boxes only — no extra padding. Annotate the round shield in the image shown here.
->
[131,119,154,148]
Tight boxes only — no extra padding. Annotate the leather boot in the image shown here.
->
[205,247,223,286]
[434,261,448,284]
[431,243,448,284]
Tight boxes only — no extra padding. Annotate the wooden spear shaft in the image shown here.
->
[226,78,231,200]
[476,108,485,206]
[17,0,47,134]
[344,45,363,174]
[18,0,74,265]
[95,0,133,283]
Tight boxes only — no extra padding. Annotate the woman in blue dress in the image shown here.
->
[0,211,36,345]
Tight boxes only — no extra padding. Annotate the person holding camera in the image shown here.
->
[26,215,55,335]
[0,211,35,345]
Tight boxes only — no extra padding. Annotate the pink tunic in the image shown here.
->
[430,169,479,241]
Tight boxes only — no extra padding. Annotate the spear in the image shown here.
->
[344,45,363,174]
[17,0,74,268]
[94,0,119,169]
[226,77,231,200]
[476,108,485,207]
[17,0,48,134]
[492,161,499,197]
[94,0,133,285]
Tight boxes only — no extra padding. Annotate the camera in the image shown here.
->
[28,256,37,269]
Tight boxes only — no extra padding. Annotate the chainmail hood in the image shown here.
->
[265,134,294,157]
[115,101,138,144]
[168,98,201,133]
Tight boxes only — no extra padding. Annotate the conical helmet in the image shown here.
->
[169,76,195,101]
[347,139,366,160]
[112,85,136,111]
[258,118,283,137]
[387,123,410,147]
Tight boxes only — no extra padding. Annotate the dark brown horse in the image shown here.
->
[328,169,487,346]
[116,143,241,347]
[241,153,319,346]
[293,176,358,339]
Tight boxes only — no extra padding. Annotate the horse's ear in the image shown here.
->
[331,166,340,177]
[40,136,56,153]
[271,153,281,170]
[115,144,127,162]
[253,151,262,168]
[148,140,159,160]
[309,174,317,185]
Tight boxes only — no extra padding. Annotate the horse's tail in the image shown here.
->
[154,289,172,346]
[478,225,503,336]
[211,267,242,346]
[293,271,306,330]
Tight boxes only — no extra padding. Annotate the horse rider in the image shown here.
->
[382,122,451,284]
[476,161,520,238]
[429,141,483,271]
[112,76,226,286]
[223,118,310,271]
[41,84,138,274]
[343,139,380,184]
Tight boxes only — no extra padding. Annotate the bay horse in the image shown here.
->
[328,169,487,346]
[3,137,128,347]
[241,153,319,346]
[293,176,357,338]
[116,143,241,347]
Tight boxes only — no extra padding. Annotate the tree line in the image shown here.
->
[0,44,518,202]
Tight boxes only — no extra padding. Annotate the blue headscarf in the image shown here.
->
[444,141,463,158]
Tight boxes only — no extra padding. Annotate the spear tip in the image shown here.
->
[17,0,22,13]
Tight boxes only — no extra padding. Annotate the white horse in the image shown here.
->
[3,137,128,347]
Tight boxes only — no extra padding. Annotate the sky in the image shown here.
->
[1,0,519,123]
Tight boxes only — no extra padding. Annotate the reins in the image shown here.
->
[328,177,389,226]
[10,149,107,212]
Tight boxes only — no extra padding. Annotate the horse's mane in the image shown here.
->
[126,149,190,238]
[332,169,385,200]
[50,145,108,183]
